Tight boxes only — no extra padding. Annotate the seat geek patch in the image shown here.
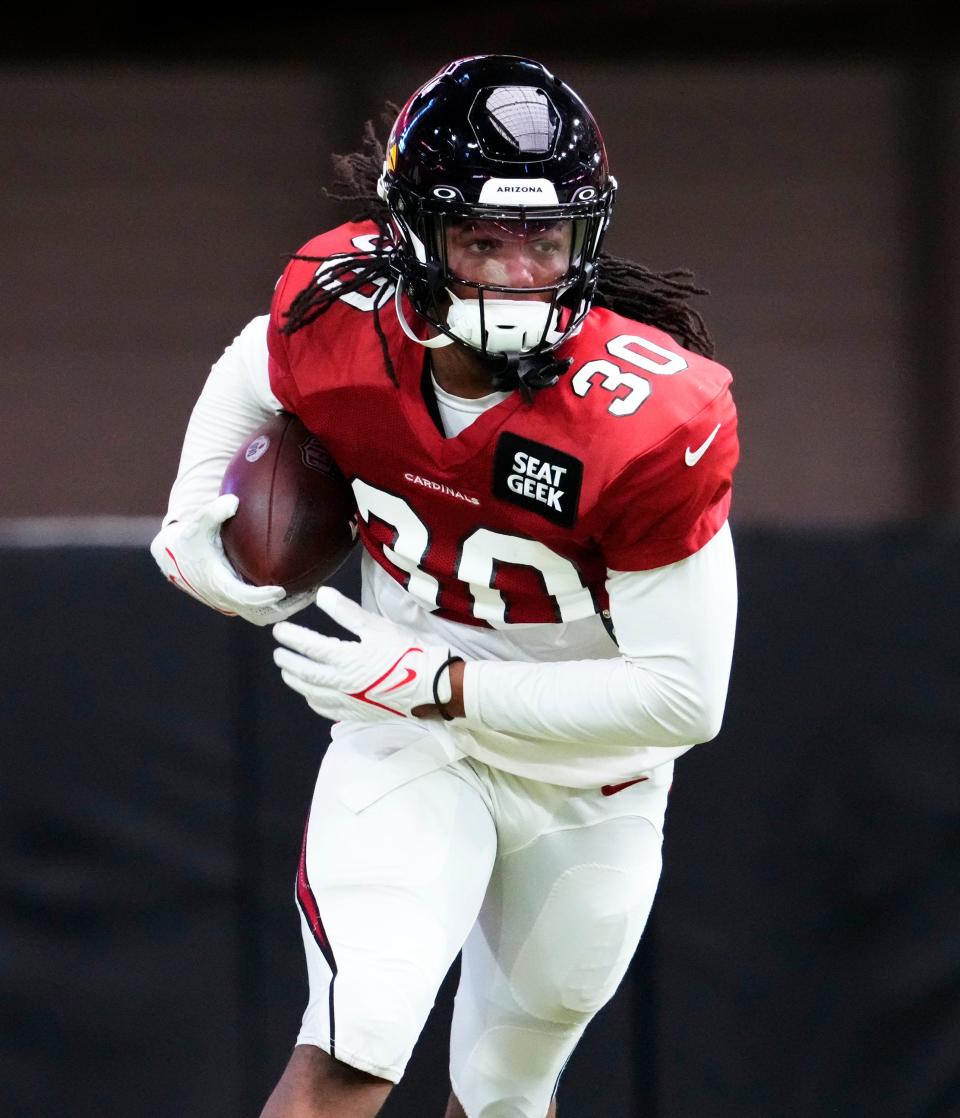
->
[493,434,583,527]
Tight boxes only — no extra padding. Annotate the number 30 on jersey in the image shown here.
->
[571,334,687,415]
[351,479,596,628]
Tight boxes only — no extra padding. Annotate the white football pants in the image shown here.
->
[295,719,670,1118]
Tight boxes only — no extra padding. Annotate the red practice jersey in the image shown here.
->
[267,222,738,629]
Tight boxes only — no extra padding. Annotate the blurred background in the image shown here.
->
[2,4,958,1116]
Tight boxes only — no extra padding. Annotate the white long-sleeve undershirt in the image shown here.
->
[162,315,283,527]
[453,523,737,787]
[161,315,737,787]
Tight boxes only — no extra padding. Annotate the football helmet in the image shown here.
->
[378,55,616,389]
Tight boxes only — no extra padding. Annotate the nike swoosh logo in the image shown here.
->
[348,646,423,717]
[601,777,648,796]
[685,423,722,467]
[380,667,417,695]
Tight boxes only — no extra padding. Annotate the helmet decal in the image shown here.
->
[477,179,560,204]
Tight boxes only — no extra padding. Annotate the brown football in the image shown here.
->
[219,412,357,595]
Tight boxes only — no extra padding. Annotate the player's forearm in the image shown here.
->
[434,645,727,788]
[437,523,737,782]
[163,316,282,524]
[454,654,726,747]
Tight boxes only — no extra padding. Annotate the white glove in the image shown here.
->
[273,587,461,722]
[150,493,311,625]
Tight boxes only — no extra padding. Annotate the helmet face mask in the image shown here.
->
[431,214,590,356]
[379,56,616,373]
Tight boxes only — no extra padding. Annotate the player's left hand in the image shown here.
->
[273,587,459,723]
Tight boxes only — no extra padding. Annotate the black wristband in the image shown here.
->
[432,655,464,720]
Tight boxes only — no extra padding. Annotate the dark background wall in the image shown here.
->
[3,534,958,1117]
[2,5,959,1116]
[2,4,959,525]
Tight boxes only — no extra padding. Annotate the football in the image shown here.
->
[219,412,357,595]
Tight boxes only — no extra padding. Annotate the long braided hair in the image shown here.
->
[280,111,715,379]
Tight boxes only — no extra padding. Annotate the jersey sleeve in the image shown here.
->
[266,256,308,416]
[597,382,738,571]
[265,220,383,417]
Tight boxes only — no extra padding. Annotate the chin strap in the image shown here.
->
[394,275,573,400]
[394,279,455,349]
[488,352,574,402]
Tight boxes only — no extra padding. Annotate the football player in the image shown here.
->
[151,55,738,1118]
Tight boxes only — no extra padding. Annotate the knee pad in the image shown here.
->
[453,1024,570,1118]
[510,863,653,1026]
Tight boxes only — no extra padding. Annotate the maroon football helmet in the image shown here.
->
[378,56,617,387]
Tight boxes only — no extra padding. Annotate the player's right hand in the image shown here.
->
[149,494,309,625]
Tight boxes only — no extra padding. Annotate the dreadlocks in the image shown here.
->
[279,110,716,376]
[280,114,400,379]
[594,256,714,357]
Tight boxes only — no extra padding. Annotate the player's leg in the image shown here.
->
[443,1091,557,1117]
[261,722,497,1118]
[448,775,669,1118]
[261,1044,391,1117]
